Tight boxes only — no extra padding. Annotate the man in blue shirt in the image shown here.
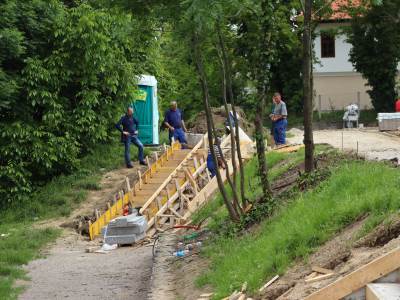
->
[269,92,288,146]
[163,101,188,148]
[115,106,146,168]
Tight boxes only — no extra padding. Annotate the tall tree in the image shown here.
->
[192,32,241,221]
[347,0,400,112]
[234,0,282,203]
[302,0,314,172]
[216,21,247,207]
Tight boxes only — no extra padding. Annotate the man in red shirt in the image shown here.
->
[395,98,400,112]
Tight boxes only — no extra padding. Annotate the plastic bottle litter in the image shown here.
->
[177,242,184,250]
[183,232,200,241]
[173,250,189,257]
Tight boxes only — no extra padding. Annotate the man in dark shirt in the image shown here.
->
[163,101,188,148]
[115,106,146,168]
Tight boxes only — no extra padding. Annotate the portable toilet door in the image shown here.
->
[132,75,159,145]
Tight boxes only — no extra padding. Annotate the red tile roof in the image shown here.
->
[325,0,362,21]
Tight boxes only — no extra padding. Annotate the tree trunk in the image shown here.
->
[303,0,314,173]
[216,24,247,208]
[192,33,240,221]
[254,86,273,201]
[216,47,243,214]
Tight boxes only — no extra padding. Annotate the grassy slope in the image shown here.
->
[0,135,159,300]
[195,152,400,298]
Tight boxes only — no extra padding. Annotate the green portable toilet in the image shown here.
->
[133,75,159,145]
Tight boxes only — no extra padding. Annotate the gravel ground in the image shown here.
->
[19,230,153,300]
[288,128,400,162]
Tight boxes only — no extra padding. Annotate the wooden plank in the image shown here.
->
[138,170,142,188]
[259,275,279,292]
[274,144,304,153]
[306,272,319,281]
[305,247,400,300]
[305,273,335,283]
[311,266,334,275]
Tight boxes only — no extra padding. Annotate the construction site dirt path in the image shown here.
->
[19,230,152,300]
[18,164,153,300]
[288,128,400,162]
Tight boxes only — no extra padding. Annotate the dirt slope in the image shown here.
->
[259,216,400,299]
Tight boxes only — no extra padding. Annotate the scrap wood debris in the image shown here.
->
[273,144,304,153]
[259,275,280,293]
[305,266,335,283]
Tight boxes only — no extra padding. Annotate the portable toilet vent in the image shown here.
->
[133,75,159,145]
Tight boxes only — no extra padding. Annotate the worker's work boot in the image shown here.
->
[139,161,147,166]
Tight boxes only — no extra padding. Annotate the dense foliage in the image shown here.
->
[347,0,400,112]
[0,0,151,206]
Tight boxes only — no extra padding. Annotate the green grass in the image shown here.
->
[0,138,152,299]
[191,148,311,236]
[0,223,60,299]
[196,160,400,298]
[3,139,151,222]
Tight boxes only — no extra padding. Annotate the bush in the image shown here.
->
[0,1,150,207]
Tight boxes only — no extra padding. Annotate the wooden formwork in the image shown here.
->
[89,129,255,240]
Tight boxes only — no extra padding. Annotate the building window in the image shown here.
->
[321,33,335,58]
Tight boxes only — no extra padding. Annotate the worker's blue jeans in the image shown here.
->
[273,119,287,145]
[124,135,144,166]
[169,128,188,147]
[206,154,217,178]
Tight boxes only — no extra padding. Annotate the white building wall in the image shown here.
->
[314,22,355,74]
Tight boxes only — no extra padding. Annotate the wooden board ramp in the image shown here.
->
[88,129,255,240]
[304,247,400,300]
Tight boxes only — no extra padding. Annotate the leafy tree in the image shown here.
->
[347,0,400,112]
[0,1,150,208]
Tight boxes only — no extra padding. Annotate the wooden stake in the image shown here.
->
[185,168,199,194]
[193,156,199,169]
[156,196,162,210]
[146,156,151,173]
[95,209,100,220]
[259,275,279,293]
[138,170,142,188]
[175,179,186,212]
[125,176,131,191]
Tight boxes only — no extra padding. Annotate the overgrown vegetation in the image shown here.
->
[0,0,154,207]
[195,156,400,298]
